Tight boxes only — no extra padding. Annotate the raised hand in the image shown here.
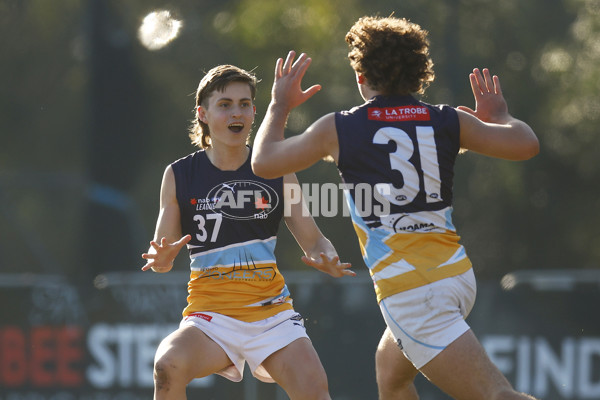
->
[141,234,191,272]
[301,253,355,278]
[271,50,322,112]
[457,68,510,124]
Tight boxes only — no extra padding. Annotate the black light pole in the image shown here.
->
[81,0,144,287]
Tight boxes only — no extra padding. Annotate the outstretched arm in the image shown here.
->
[141,166,191,272]
[283,174,354,278]
[457,68,539,160]
[252,51,338,178]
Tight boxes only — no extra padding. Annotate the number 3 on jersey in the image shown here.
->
[193,213,222,242]
[373,126,442,206]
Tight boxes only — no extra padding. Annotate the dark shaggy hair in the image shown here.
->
[345,16,435,95]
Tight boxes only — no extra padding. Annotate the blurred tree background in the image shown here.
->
[1,0,599,284]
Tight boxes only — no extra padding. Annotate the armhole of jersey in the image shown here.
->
[447,107,461,154]
[334,112,347,170]
[170,160,185,211]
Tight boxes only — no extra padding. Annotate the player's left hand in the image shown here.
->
[457,68,510,124]
[301,253,355,278]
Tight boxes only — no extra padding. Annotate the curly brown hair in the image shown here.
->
[189,65,257,149]
[345,16,435,95]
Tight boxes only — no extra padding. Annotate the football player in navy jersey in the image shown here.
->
[141,64,353,400]
[252,16,538,400]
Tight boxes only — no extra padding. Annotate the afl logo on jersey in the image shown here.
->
[206,180,279,220]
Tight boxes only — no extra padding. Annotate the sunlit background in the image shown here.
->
[2,0,600,399]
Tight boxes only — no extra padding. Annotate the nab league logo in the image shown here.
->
[206,180,279,220]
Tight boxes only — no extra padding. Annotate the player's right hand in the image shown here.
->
[141,234,191,272]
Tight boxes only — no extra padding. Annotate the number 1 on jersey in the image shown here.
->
[373,126,442,206]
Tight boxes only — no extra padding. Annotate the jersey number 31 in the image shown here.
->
[373,126,442,206]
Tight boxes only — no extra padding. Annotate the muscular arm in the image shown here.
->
[141,166,191,272]
[253,111,338,178]
[458,111,539,160]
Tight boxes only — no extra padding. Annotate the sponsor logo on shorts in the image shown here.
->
[290,313,304,327]
[188,312,213,322]
[396,338,403,350]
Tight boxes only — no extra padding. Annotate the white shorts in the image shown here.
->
[379,268,477,369]
[180,309,309,383]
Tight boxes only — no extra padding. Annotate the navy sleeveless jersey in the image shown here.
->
[170,149,293,322]
[335,95,472,301]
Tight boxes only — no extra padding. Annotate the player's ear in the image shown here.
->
[357,74,365,85]
[197,106,208,124]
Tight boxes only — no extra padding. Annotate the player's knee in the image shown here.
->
[153,354,179,390]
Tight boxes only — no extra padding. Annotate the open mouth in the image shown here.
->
[228,122,244,133]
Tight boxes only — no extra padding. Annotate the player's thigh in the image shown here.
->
[420,329,513,400]
[262,337,328,392]
[155,325,232,381]
[376,328,419,386]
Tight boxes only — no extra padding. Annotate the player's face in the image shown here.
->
[198,82,256,149]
